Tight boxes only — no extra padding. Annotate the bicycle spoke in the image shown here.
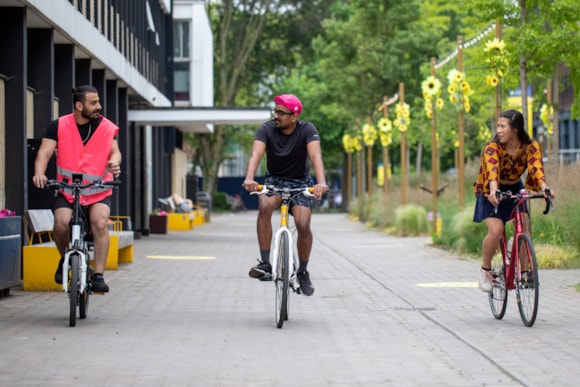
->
[515,234,539,327]
[488,240,508,320]
[275,231,289,328]
[69,254,79,327]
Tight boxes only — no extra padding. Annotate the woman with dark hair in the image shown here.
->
[473,109,556,292]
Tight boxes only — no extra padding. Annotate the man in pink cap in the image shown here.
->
[243,94,328,296]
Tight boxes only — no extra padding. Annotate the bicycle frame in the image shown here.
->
[251,184,314,327]
[489,188,552,327]
[61,185,90,294]
[498,189,551,290]
[270,198,298,292]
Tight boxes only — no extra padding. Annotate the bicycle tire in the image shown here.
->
[69,254,79,327]
[275,231,290,328]
[488,238,508,319]
[79,251,90,319]
[515,233,539,327]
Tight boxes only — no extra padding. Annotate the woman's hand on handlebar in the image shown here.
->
[542,186,556,200]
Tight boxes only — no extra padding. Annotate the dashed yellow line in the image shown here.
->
[146,255,216,260]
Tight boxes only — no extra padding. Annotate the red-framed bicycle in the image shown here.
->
[488,188,553,327]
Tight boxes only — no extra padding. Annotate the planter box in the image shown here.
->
[0,216,22,295]
[149,215,168,234]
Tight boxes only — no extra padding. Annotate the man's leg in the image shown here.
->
[89,202,111,292]
[292,205,315,296]
[53,206,73,284]
[249,195,279,279]
[292,205,313,269]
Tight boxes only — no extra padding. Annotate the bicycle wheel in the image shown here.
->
[275,231,290,328]
[69,253,79,327]
[515,233,539,327]
[79,252,90,319]
[488,239,508,320]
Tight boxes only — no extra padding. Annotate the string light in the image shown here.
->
[434,23,496,70]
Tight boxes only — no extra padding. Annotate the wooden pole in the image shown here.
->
[346,152,352,211]
[430,58,438,234]
[366,117,373,199]
[546,80,552,163]
[457,36,465,210]
[356,140,363,221]
[381,96,389,196]
[399,82,407,206]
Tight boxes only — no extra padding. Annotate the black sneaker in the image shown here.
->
[92,274,109,293]
[249,260,272,281]
[297,271,315,296]
[54,257,64,284]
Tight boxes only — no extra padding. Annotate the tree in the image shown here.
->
[466,0,580,161]
[193,0,335,194]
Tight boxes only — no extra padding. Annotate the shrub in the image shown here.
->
[393,204,428,236]
[212,192,230,211]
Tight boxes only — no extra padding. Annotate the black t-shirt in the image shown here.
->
[44,116,104,144]
[255,120,320,179]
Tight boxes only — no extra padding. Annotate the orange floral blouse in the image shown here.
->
[473,139,546,196]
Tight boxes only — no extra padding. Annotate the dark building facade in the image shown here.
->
[0,0,178,233]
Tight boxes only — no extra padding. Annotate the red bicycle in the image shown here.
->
[488,188,553,327]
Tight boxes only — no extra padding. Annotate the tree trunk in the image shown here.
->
[519,0,529,131]
[552,66,560,165]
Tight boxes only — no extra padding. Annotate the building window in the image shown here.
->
[174,62,190,101]
[174,20,190,58]
[174,20,191,102]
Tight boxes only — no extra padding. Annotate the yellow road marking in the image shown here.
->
[416,282,478,288]
[146,255,216,260]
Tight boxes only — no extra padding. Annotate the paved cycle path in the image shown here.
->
[1,212,579,386]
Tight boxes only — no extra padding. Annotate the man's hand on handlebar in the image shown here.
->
[313,183,328,201]
[243,179,260,193]
[32,174,48,189]
[107,161,121,178]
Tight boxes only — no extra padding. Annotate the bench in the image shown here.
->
[22,209,134,291]
[166,205,207,231]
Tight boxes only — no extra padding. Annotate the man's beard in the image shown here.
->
[81,107,99,120]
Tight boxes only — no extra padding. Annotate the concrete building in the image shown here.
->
[0,0,269,234]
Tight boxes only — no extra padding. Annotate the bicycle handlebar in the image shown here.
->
[47,178,121,190]
[494,188,553,215]
[249,184,314,198]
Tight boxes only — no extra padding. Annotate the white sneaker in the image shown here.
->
[479,267,492,293]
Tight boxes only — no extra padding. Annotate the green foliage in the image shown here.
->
[212,192,230,211]
[393,204,428,237]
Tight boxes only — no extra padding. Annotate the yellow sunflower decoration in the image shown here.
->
[362,123,378,147]
[447,69,472,112]
[393,102,411,132]
[484,38,509,88]
[342,133,362,154]
[421,75,444,118]
[377,117,393,147]
[540,104,554,136]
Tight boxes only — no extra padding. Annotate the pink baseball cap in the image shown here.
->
[274,94,302,115]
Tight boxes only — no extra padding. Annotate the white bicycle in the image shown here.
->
[48,174,120,327]
[251,184,314,328]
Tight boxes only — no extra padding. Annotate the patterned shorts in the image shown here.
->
[264,173,314,211]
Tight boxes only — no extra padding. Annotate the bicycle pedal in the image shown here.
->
[259,273,273,282]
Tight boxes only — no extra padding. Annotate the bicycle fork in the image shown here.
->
[62,224,89,293]
[271,203,300,293]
